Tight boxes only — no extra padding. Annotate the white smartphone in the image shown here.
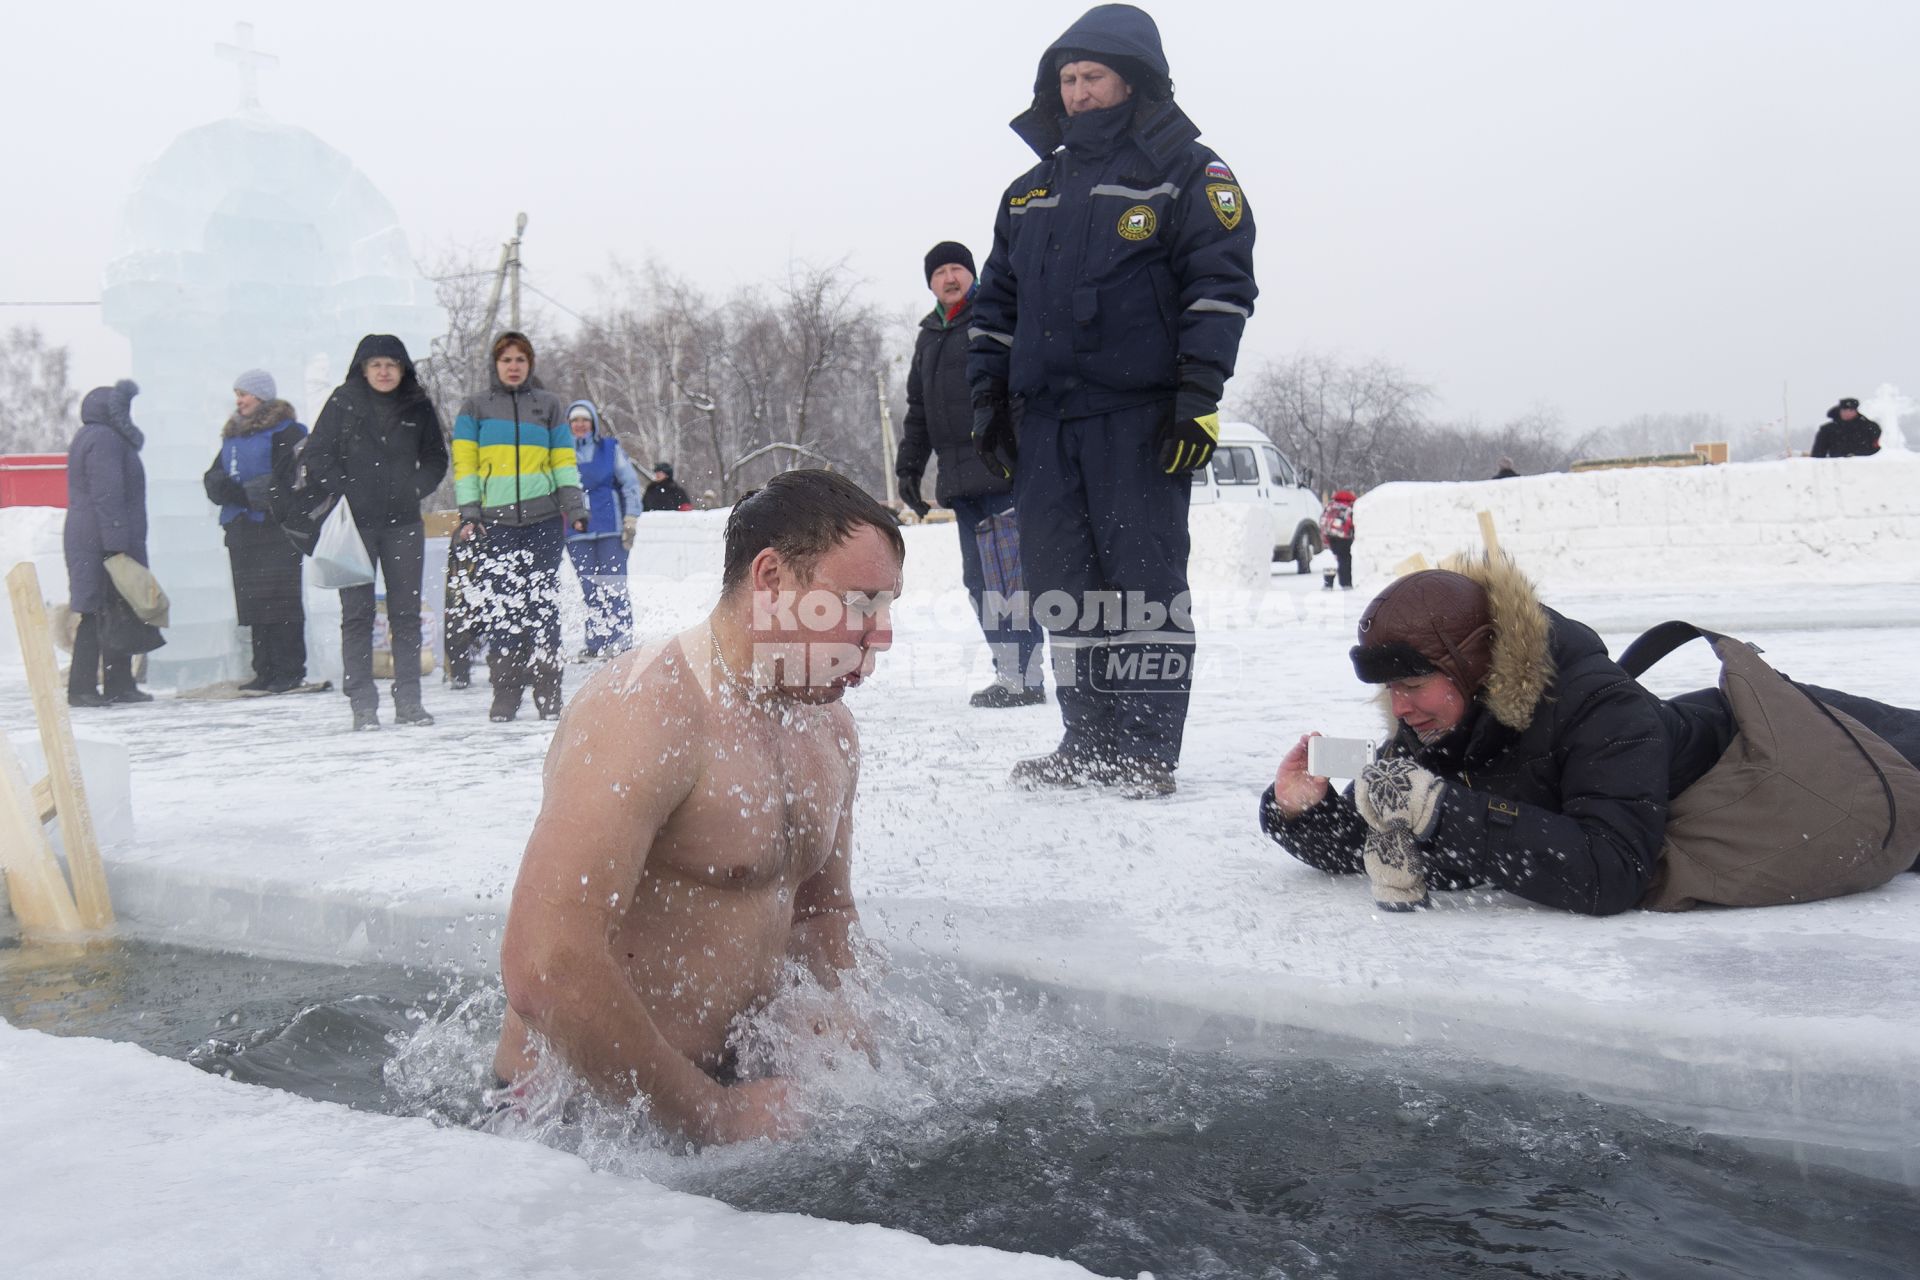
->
[1307,736,1375,779]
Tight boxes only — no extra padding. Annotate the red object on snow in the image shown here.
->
[0,454,68,508]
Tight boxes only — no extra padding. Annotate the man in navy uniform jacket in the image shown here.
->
[969,3,1257,799]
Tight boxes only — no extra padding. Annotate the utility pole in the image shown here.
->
[509,212,527,329]
[479,212,530,356]
[875,369,899,505]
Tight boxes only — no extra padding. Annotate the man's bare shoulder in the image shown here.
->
[550,629,721,765]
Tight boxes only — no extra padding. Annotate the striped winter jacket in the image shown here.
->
[452,376,587,528]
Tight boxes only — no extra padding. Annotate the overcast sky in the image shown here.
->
[9,0,1915,436]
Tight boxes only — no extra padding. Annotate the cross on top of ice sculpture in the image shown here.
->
[215,22,278,112]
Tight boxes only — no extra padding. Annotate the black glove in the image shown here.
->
[900,477,930,520]
[972,384,1016,481]
[1155,385,1222,475]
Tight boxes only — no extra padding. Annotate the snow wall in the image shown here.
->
[1356,453,1920,587]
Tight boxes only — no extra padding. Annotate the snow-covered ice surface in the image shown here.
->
[3,471,1919,1271]
[0,1021,1094,1280]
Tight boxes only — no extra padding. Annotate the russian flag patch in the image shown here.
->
[1205,160,1233,181]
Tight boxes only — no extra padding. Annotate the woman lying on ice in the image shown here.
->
[1261,552,1920,916]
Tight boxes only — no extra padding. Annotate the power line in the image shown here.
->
[519,278,588,323]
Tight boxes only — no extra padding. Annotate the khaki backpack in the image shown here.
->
[1619,622,1920,911]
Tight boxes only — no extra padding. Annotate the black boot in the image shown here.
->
[489,648,523,723]
[531,656,564,721]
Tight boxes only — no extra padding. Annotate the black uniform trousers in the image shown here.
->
[1014,403,1194,768]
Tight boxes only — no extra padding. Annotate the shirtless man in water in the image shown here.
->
[492,470,903,1145]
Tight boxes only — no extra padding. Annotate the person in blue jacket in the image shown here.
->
[969,3,1257,799]
[564,400,645,659]
[202,368,309,693]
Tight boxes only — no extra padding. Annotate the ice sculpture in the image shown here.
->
[100,25,442,688]
[1862,383,1911,453]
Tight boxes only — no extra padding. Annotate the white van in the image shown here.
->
[1190,422,1325,571]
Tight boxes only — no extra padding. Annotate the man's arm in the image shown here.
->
[1167,152,1258,399]
[895,340,933,484]
[497,662,770,1142]
[966,195,1020,394]
[788,712,861,987]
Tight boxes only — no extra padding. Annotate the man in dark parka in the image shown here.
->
[898,240,1047,708]
[1810,397,1882,458]
[969,3,1257,797]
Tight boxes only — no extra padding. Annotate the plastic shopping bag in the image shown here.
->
[309,497,376,589]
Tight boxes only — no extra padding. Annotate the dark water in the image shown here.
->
[3,935,1914,1279]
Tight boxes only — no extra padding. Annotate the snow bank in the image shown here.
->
[0,506,69,670]
[1356,454,1920,586]
[0,1023,1095,1280]
[5,731,133,848]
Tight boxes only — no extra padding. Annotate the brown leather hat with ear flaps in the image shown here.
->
[1350,570,1497,694]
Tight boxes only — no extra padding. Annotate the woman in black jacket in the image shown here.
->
[306,335,449,731]
[1261,553,1920,915]
[202,368,309,693]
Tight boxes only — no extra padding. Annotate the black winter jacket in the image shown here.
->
[898,298,1010,506]
[1810,414,1881,458]
[1263,606,1737,916]
[307,341,449,530]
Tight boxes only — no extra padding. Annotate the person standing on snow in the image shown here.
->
[1320,489,1357,590]
[969,2,1257,798]
[306,336,449,731]
[1810,397,1882,458]
[564,399,644,660]
[897,240,1048,708]
[64,379,154,708]
[452,332,588,723]
[203,368,309,694]
[642,462,693,512]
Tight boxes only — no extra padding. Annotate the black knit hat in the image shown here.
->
[1838,397,1861,410]
[924,241,975,284]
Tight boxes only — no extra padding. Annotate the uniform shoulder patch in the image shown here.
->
[1205,183,1245,231]
[1205,160,1234,182]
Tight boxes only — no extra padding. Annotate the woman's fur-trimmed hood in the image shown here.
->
[1437,549,1555,731]
[222,397,297,439]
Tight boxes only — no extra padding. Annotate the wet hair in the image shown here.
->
[722,470,904,592]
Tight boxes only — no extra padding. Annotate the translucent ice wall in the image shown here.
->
[1862,383,1911,452]
[101,114,442,689]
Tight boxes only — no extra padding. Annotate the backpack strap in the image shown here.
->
[1622,620,1898,846]
[1616,621,1729,678]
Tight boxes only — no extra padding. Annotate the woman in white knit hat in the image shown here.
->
[201,368,310,693]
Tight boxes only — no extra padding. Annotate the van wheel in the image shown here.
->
[1292,528,1314,574]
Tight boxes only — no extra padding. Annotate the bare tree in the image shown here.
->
[0,326,79,452]
[551,258,897,505]
[1232,351,1433,491]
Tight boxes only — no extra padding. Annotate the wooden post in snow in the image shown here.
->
[3,562,113,932]
[1477,510,1501,556]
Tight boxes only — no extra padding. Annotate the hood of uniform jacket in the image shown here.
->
[80,379,144,450]
[1011,4,1197,160]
